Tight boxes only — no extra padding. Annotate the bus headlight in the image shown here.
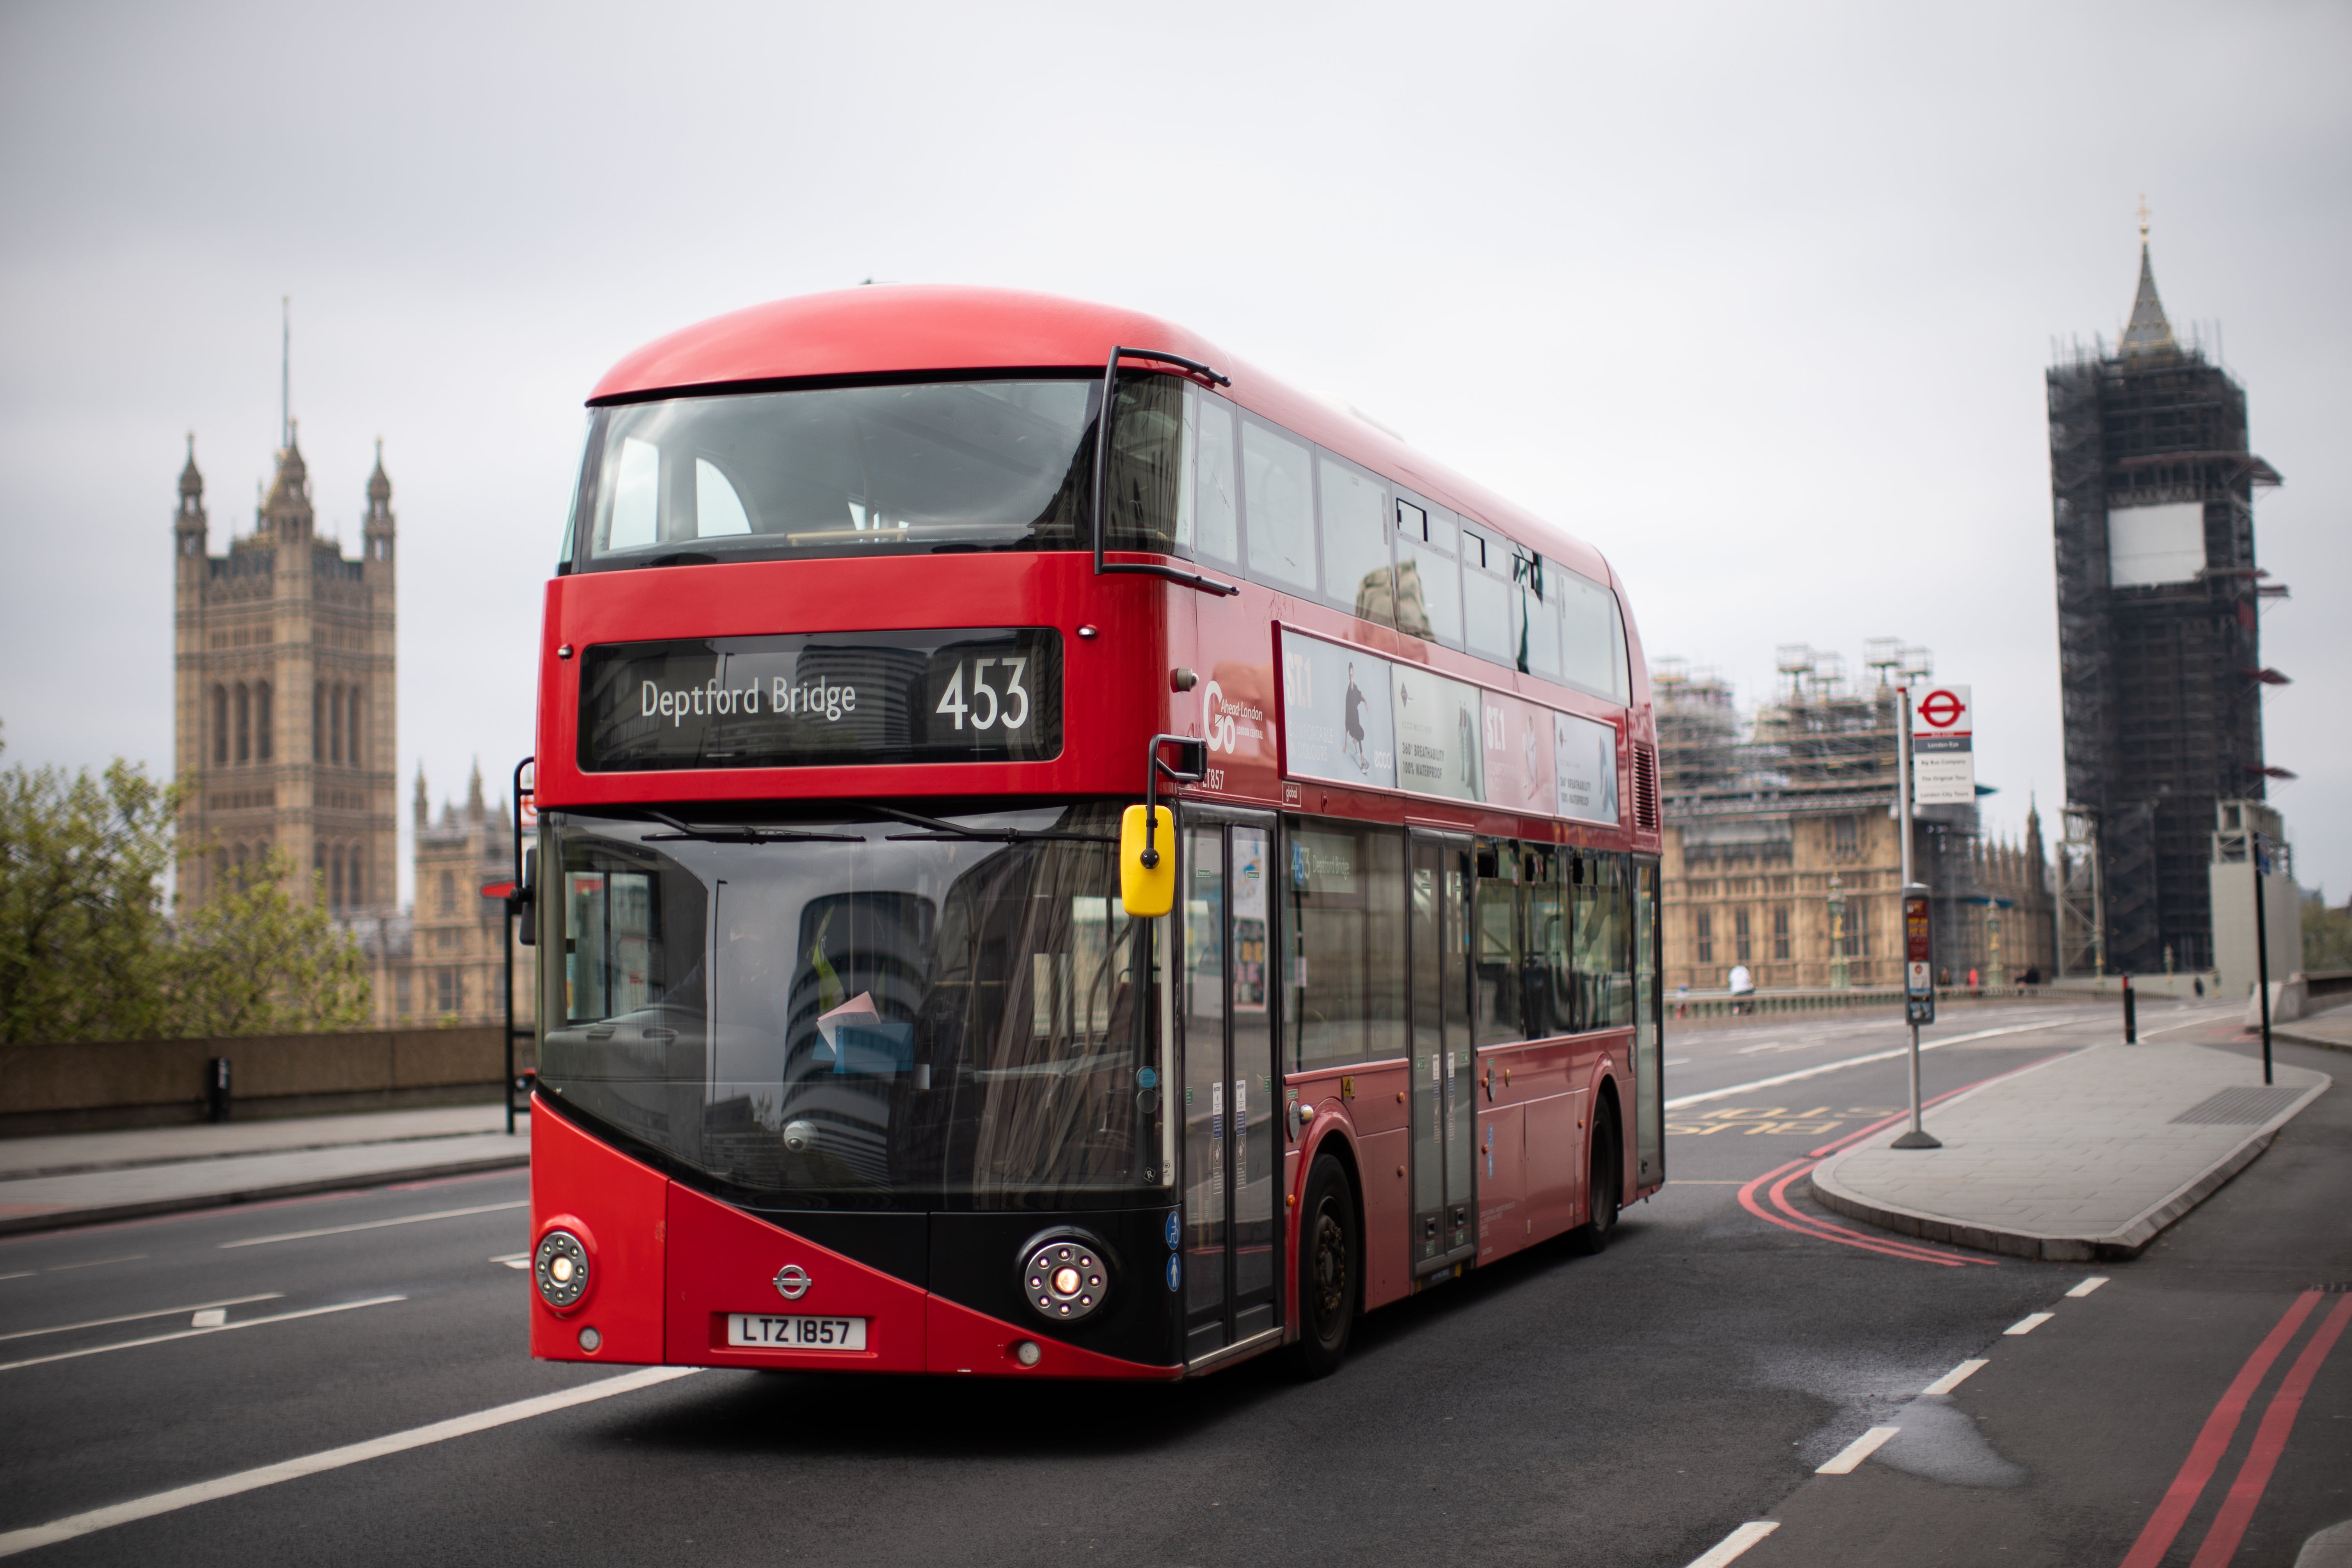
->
[1020,1235,1108,1323]
[536,1229,591,1310]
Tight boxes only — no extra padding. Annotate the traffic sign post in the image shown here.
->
[1893,687,1941,1151]
[1894,886,1941,1149]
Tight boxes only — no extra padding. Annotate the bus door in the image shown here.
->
[1410,832,1477,1273]
[1179,812,1281,1365]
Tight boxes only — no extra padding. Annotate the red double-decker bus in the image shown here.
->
[524,285,1664,1381]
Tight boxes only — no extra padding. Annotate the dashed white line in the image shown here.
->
[2004,1312,2054,1336]
[220,1200,526,1248]
[1685,1521,1779,1566]
[2066,1276,2109,1298]
[1921,1358,1988,1396]
[0,1293,284,1344]
[1816,1425,1901,1474]
[0,1296,404,1374]
[0,1365,701,1557]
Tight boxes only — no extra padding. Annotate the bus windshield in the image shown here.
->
[568,376,1184,570]
[536,803,1165,1209]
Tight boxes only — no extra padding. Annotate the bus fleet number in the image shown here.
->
[934,658,1030,732]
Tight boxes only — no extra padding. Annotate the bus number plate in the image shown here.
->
[727,1313,867,1351]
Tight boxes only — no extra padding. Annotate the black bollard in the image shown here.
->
[206,1056,232,1123]
[2122,977,2137,1045]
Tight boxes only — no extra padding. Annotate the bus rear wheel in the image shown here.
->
[1294,1154,1358,1379]
[1567,1108,1620,1256]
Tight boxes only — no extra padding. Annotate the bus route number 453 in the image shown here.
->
[934,657,1030,732]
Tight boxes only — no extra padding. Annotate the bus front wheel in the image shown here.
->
[1294,1154,1358,1379]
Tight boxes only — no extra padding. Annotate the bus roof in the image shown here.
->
[589,284,1616,591]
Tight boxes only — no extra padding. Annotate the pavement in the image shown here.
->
[1813,1037,2330,1261]
[0,1105,530,1236]
[2276,1003,2352,1053]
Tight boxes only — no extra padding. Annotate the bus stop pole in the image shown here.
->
[1893,686,1939,1150]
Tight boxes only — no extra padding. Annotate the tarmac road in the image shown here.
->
[0,996,2343,1568]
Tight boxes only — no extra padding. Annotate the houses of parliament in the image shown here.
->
[172,426,527,1031]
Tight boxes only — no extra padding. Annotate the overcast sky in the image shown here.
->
[2,1,2345,908]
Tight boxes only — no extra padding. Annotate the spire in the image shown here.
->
[175,434,208,556]
[367,438,391,505]
[466,759,486,822]
[2121,199,2176,357]
[261,420,312,540]
[414,765,429,831]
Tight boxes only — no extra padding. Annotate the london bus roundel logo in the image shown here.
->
[773,1264,811,1301]
[1918,689,1965,730]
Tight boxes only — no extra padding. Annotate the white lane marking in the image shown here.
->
[190,1309,226,1328]
[45,1255,148,1272]
[220,1200,527,1248]
[0,1273,31,1282]
[2004,1312,2054,1336]
[1921,1358,1988,1396]
[490,1253,531,1270]
[2066,1276,2109,1298]
[1686,1520,1780,1567]
[1663,1021,2075,1110]
[1664,1058,1692,1066]
[0,1365,701,1558]
[0,1296,403,1374]
[0,1293,284,1344]
[1816,1425,1900,1474]
[1735,1040,1788,1054]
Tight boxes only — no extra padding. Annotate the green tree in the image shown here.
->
[0,731,179,1044]
[169,849,373,1035]
[2305,890,2352,973]
[0,728,372,1043]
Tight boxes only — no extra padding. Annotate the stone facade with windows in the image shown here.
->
[1656,651,2056,993]
[172,432,397,920]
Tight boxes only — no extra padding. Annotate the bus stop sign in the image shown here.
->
[1904,891,1935,1025]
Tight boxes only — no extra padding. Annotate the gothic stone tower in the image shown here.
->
[2047,232,2281,974]
[173,431,399,915]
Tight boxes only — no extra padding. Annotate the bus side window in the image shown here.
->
[1317,451,1394,629]
[1285,819,1406,1071]
[1241,420,1317,595]
[1558,568,1617,697]
[1513,554,1562,680]
[1460,528,1513,665]
[1395,499,1463,650]
[1471,840,1520,1046]
[1191,391,1241,568]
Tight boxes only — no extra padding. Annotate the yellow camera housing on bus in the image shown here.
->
[1120,805,1175,918]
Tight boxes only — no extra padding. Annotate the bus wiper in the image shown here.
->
[867,805,1114,845]
[640,812,864,845]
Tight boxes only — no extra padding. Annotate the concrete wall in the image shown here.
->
[2210,866,2302,1001]
[0,1026,530,1135]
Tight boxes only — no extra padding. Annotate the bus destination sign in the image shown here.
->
[579,627,1063,772]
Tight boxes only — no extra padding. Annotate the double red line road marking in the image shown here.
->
[2121,1288,2352,1568]
[1733,1054,2073,1268]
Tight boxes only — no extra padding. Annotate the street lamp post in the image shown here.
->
[1828,875,1849,991]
